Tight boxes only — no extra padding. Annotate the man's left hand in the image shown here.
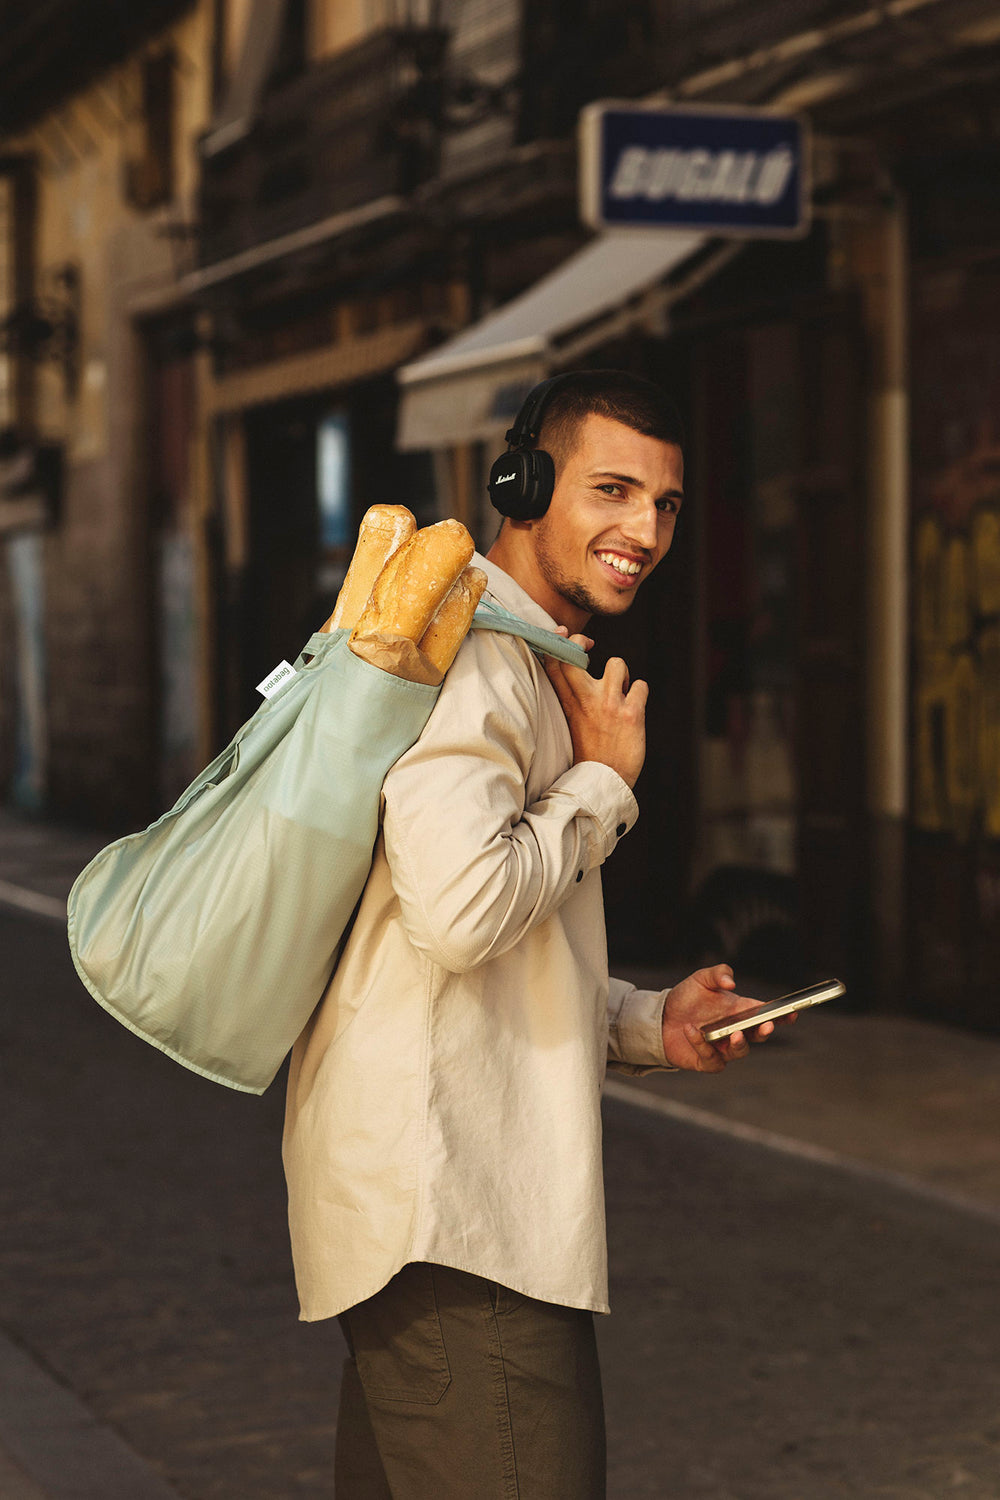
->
[661,964,795,1072]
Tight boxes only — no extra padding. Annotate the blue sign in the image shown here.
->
[580,101,808,237]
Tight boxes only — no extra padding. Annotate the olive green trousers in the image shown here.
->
[335,1262,606,1498]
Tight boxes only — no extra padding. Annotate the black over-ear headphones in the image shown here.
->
[487,373,578,521]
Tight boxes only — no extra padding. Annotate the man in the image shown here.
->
[283,370,782,1497]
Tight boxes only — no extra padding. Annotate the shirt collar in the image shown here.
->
[473,552,561,634]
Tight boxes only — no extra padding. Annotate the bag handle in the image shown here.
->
[470,599,589,669]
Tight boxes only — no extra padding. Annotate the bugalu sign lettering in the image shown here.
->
[608,144,795,207]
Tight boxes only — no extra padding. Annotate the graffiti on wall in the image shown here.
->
[913,435,1000,841]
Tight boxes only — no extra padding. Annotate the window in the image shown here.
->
[317,411,351,548]
[124,51,176,211]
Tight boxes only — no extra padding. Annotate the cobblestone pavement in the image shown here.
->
[1,811,999,1498]
[599,1094,1000,1500]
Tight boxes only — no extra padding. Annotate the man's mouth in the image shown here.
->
[594,550,643,584]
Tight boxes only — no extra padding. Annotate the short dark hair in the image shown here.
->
[535,369,684,473]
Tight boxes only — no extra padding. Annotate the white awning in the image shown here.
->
[396,228,726,450]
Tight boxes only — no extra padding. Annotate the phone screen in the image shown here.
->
[700,979,845,1042]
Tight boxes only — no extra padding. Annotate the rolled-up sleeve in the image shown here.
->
[607,977,678,1073]
[382,631,637,975]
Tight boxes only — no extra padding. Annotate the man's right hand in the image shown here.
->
[543,644,648,789]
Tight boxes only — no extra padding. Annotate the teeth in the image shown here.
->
[597,552,641,576]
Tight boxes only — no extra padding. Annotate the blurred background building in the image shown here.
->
[0,0,998,1026]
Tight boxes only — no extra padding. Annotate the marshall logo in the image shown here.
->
[494,472,517,484]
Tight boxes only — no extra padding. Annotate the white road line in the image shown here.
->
[603,1076,1000,1227]
[0,880,67,922]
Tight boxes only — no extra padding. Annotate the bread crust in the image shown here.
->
[323,505,415,631]
[418,566,487,675]
[352,520,474,645]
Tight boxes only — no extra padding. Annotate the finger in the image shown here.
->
[683,1024,726,1073]
[568,633,594,651]
[625,677,649,713]
[720,1029,750,1060]
[542,656,574,705]
[696,964,736,991]
[603,657,631,694]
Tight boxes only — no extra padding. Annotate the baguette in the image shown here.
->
[322,504,416,632]
[418,566,487,676]
[351,519,474,646]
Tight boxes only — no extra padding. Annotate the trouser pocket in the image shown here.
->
[346,1262,452,1405]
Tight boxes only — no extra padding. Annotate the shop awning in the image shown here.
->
[396,229,733,450]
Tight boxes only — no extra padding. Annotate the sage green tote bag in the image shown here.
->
[67,607,586,1095]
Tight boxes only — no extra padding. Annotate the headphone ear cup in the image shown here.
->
[488,448,555,520]
[488,451,532,518]
[526,448,555,518]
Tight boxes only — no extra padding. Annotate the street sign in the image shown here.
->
[580,100,809,238]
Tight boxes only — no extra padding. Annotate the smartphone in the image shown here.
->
[700,978,846,1042]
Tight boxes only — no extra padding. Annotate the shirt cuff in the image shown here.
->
[607,986,679,1073]
[614,985,669,1068]
[551,761,638,862]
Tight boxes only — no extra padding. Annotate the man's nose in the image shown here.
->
[622,499,659,551]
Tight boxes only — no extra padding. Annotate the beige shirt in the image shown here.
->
[282,555,670,1321]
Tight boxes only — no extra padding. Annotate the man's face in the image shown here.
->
[527,412,684,631]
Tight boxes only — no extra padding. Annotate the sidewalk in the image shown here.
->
[1,806,999,1497]
[3,803,999,1217]
[0,809,185,1499]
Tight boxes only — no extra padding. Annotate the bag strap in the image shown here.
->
[470,599,589,669]
[294,606,589,672]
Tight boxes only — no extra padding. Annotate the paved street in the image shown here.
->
[1,887,999,1497]
[600,1095,1000,1499]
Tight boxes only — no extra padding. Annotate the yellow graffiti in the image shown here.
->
[980,625,1000,839]
[942,535,973,647]
[972,507,1000,615]
[913,504,1000,841]
[914,514,944,646]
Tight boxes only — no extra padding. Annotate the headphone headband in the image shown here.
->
[503,373,578,451]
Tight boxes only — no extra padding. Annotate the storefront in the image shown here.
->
[905,140,1000,1029]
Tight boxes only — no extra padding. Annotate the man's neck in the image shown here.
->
[486,525,590,634]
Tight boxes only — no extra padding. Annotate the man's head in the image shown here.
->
[487,370,685,633]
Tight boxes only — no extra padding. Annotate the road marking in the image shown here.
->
[0,881,66,923]
[603,1076,1000,1227]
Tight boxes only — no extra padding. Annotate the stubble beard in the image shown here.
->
[533,518,634,619]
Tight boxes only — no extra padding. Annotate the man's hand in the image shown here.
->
[543,643,647,789]
[661,964,796,1072]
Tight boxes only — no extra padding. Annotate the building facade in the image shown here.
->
[1,0,998,1025]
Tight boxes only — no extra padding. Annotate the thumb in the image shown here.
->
[697,964,736,991]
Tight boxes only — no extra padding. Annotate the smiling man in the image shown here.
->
[283,370,777,1498]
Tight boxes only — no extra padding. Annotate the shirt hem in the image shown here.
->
[296,1255,611,1322]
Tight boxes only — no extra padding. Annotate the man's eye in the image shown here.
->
[598,484,624,496]
[656,499,679,515]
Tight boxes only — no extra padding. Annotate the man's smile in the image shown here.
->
[594,549,644,584]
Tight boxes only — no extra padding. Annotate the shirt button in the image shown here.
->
[616,822,627,836]
[576,870,584,882]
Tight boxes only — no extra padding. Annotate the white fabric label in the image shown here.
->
[256,660,297,699]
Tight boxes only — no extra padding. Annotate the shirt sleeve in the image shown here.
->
[606,976,678,1074]
[381,629,637,974]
